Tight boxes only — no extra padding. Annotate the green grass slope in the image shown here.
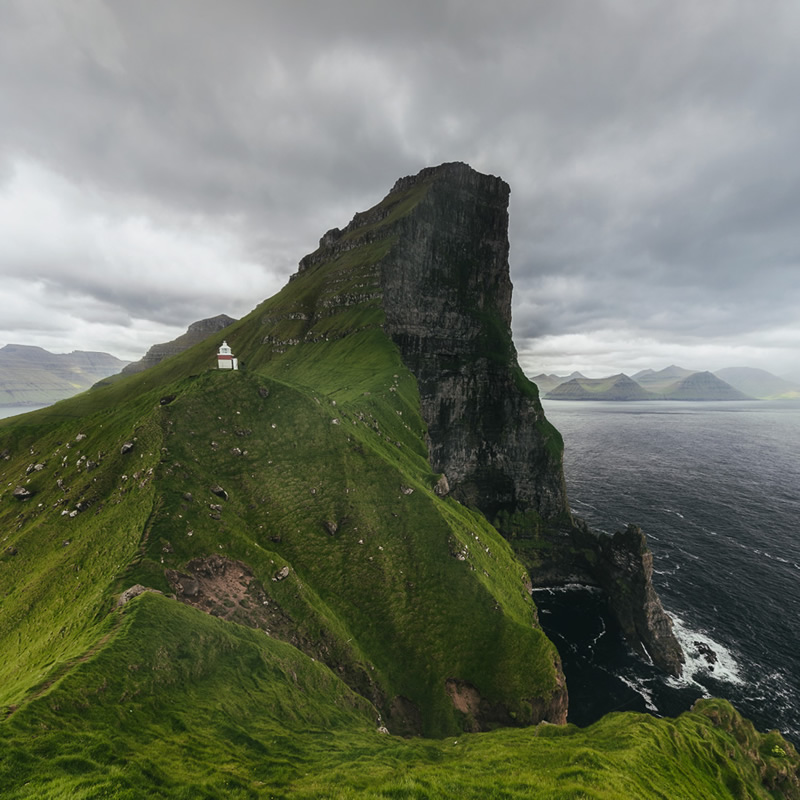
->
[1,176,563,738]
[1,592,797,798]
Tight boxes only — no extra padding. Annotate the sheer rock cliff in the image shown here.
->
[298,161,683,677]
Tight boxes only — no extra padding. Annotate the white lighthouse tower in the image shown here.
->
[217,340,239,370]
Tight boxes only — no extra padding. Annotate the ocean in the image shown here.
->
[0,405,49,420]
[538,399,800,744]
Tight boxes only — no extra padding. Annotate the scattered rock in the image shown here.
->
[434,474,450,497]
[182,492,193,503]
[209,503,223,512]
[159,394,177,405]
[13,486,33,500]
[401,486,414,495]
[272,566,290,582]
[5,546,18,556]
[0,448,9,460]
[116,584,162,607]
[695,641,718,666]
[323,520,338,536]
[210,485,229,501]
[231,447,242,456]
[26,463,45,475]
[258,386,270,398]
[120,442,135,455]
[75,433,87,442]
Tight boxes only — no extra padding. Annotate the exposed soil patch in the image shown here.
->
[165,555,390,726]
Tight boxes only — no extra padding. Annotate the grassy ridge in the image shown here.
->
[1,592,796,798]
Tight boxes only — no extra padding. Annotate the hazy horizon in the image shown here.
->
[2,2,799,379]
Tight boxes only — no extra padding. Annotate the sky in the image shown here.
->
[2,1,799,380]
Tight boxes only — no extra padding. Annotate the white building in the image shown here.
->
[217,340,239,370]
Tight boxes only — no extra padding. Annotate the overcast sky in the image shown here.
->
[2,1,799,379]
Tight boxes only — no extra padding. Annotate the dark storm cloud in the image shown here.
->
[1,1,798,374]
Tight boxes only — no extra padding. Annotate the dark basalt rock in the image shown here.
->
[594,524,684,676]
[379,163,567,520]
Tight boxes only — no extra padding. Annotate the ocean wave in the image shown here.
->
[668,615,744,689]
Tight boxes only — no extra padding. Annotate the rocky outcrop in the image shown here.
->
[121,314,236,375]
[593,524,684,675]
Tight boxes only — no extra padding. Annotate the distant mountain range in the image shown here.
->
[0,344,129,407]
[1,315,237,408]
[535,365,800,401]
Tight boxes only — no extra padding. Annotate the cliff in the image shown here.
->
[294,162,682,676]
[298,163,566,519]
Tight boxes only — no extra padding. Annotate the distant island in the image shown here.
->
[536,365,800,401]
[0,344,129,407]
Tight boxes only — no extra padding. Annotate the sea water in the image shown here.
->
[0,405,49,420]
[538,399,800,743]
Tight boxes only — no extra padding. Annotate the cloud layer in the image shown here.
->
[1,1,798,377]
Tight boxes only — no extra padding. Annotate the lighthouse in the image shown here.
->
[217,340,239,370]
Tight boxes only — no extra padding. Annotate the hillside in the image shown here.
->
[0,344,128,407]
[546,373,654,401]
[116,314,237,378]
[662,370,753,400]
[715,367,800,399]
[1,163,796,798]
[632,365,696,394]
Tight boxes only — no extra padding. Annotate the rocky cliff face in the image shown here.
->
[379,164,567,519]
[294,161,683,677]
[298,163,567,520]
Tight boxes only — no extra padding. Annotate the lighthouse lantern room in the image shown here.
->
[217,340,239,370]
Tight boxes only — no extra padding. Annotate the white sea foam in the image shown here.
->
[668,614,744,689]
[618,675,659,713]
[531,583,602,595]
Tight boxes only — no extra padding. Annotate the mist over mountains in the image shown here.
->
[536,364,799,401]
